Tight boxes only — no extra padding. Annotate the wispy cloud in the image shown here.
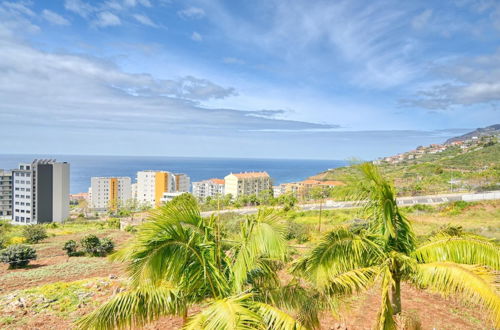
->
[401,51,500,109]
[223,57,245,65]
[93,11,121,27]
[42,9,71,26]
[191,31,202,41]
[411,9,432,30]
[132,13,157,27]
[178,6,205,19]
[64,0,94,18]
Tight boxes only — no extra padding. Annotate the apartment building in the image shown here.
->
[192,178,225,200]
[135,170,191,207]
[0,170,12,220]
[174,173,190,192]
[275,179,345,199]
[224,172,271,198]
[89,177,131,211]
[12,160,69,225]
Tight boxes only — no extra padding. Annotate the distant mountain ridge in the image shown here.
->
[445,124,500,144]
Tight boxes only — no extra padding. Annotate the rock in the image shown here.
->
[109,274,118,279]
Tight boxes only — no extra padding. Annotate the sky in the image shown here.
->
[0,0,499,160]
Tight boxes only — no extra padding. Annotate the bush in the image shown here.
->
[80,234,114,257]
[285,219,311,243]
[22,225,48,244]
[80,234,101,256]
[0,236,5,249]
[99,238,114,255]
[124,225,137,233]
[0,244,37,268]
[63,240,79,256]
[107,218,121,229]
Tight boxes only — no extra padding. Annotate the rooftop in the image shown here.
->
[228,171,270,179]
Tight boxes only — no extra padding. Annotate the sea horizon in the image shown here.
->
[0,154,351,194]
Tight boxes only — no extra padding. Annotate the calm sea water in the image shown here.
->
[0,154,348,194]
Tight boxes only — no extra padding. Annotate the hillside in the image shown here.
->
[312,135,500,196]
[445,124,500,144]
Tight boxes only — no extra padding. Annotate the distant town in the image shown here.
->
[373,133,498,165]
[0,160,346,225]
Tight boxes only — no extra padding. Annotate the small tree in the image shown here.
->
[22,225,48,244]
[80,235,115,257]
[99,238,114,255]
[0,244,37,268]
[63,240,79,256]
[81,234,102,256]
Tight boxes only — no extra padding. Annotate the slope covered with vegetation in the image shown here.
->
[313,142,500,196]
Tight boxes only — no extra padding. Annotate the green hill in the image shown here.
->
[312,142,500,196]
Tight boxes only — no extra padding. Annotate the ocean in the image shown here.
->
[0,154,349,194]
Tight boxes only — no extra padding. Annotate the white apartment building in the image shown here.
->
[192,178,225,200]
[12,160,69,225]
[89,177,131,211]
[0,170,12,220]
[174,173,191,192]
[135,171,191,207]
[224,172,272,198]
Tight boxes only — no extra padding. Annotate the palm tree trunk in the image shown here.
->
[391,276,402,315]
[182,309,188,325]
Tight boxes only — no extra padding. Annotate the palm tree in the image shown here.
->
[76,194,317,329]
[293,163,500,329]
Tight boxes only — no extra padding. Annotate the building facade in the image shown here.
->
[174,173,191,192]
[192,178,225,200]
[12,160,69,225]
[0,170,12,220]
[224,172,271,198]
[135,171,191,207]
[89,177,131,211]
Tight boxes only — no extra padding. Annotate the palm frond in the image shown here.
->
[292,226,382,285]
[414,234,500,269]
[321,266,380,296]
[76,283,183,330]
[184,293,262,330]
[376,266,396,330]
[232,209,288,291]
[414,262,500,327]
[255,302,306,330]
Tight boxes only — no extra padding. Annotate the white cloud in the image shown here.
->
[132,14,157,27]
[412,9,433,30]
[402,51,500,109]
[191,31,202,41]
[42,9,70,26]
[178,6,205,19]
[64,0,94,17]
[93,11,121,27]
[2,1,34,16]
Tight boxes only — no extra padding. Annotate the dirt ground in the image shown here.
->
[0,230,495,329]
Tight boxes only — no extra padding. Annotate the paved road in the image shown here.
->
[201,190,500,217]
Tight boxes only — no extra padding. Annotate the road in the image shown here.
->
[201,190,500,217]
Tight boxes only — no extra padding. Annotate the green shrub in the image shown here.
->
[124,225,137,233]
[285,219,311,243]
[80,234,114,257]
[22,225,48,244]
[80,234,101,256]
[63,240,79,256]
[0,236,5,249]
[46,222,59,229]
[0,244,37,268]
[107,218,120,229]
[99,238,114,255]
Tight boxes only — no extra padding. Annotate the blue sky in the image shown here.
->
[0,0,499,160]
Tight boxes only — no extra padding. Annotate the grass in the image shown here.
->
[290,200,500,242]
[0,257,110,282]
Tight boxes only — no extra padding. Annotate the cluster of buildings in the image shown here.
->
[88,171,274,210]
[88,171,191,211]
[374,135,494,165]
[0,159,70,225]
[273,179,344,198]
